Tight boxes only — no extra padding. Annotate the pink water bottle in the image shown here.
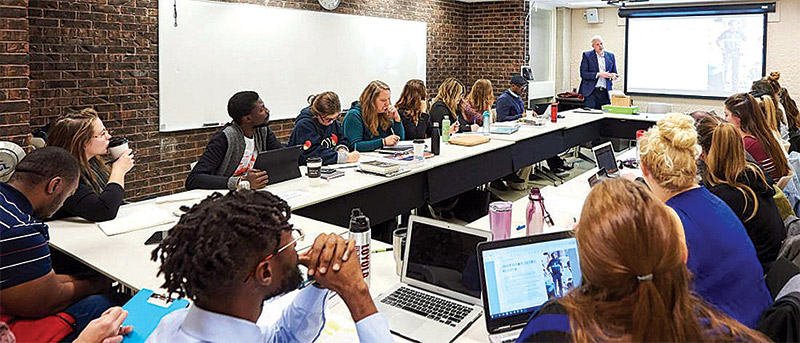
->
[526,188,551,236]
[488,201,513,240]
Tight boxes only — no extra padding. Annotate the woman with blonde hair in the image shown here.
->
[518,179,770,343]
[342,80,405,152]
[461,79,495,126]
[47,108,134,221]
[696,115,785,272]
[725,92,791,181]
[638,113,771,328]
[753,94,789,152]
[429,78,478,133]
[395,79,433,140]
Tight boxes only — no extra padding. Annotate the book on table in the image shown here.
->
[359,160,402,176]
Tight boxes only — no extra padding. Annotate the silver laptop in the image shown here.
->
[375,215,491,342]
[477,231,581,343]
[591,141,619,176]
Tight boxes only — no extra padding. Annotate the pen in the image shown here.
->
[372,247,394,253]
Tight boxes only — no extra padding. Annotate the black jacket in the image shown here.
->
[399,109,433,140]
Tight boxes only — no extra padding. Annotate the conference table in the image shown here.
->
[46,109,663,342]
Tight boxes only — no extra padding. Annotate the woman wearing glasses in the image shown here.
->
[47,108,134,221]
[289,92,359,165]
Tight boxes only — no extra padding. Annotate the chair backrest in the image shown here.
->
[647,102,673,114]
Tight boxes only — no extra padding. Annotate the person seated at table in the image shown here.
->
[696,115,785,273]
[342,80,405,152]
[517,179,770,343]
[46,108,134,221]
[0,147,121,342]
[461,79,495,127]
[638,113,771,328]
[429,78,477,133]
[148,190,391,343]
[288,92,359,166]
[396,79,434,140]
[495,75,527,123]
[725,93,791,181]
[185,91,283,191]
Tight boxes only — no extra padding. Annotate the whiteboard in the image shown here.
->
[158,0,427,132]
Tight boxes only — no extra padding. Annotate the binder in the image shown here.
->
[121,289,190,343]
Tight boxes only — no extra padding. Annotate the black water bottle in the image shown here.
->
[431,122,441,155]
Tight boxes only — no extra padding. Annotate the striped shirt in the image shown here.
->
[744,136,781,180]
[0,182,52,290]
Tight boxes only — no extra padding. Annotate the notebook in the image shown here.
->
[121,289,190,343]
[97,203,176,236]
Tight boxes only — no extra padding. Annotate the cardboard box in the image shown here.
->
[611,94,632,107]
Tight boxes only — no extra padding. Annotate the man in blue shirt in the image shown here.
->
[148,190,392,343]
[1,147,117,341]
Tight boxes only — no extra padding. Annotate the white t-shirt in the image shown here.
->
[233,136,257,176]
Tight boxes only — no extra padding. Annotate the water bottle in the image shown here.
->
[526,188,546,236]
[482,110,491,136]
[349,208,371,286]
[431,122,441,155]
[442,118,450,142]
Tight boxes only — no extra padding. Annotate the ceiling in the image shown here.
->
[455,0,754,9]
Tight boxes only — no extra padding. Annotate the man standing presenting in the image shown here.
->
[579,36,618,109]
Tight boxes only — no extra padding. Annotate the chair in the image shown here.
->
[647,102,673,114]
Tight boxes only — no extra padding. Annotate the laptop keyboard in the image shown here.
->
[380,286,474,327]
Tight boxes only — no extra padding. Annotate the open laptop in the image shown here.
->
[253,145,302,184]
[375,215,491,342]
[477,231,582,343]
[591,141,619,176]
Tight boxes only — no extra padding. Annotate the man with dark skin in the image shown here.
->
[147,190,391,342]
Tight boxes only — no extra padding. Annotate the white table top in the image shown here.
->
[48,190,349,292]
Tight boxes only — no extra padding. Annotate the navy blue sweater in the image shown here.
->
[496,89,525,122]
[288,106,350,165]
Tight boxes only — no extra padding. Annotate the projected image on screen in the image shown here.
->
[626,14,765,98]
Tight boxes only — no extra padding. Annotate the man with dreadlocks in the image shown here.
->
[146,190,391,342]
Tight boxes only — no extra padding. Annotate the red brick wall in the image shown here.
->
[0,0,30,146]
[465,1,528,98]
[0,0,529,200]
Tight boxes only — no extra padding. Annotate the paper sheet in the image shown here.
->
[97,203,176,236]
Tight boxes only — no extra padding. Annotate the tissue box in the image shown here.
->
[602,105,640,114]
[611,94,632,107]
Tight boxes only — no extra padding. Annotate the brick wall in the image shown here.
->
[1,0,529,200]
[465,1,528,98]
[1,0,30,146]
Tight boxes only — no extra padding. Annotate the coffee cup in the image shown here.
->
[307,157,322,187]
[108,137,129,160]
[413,139,425,161]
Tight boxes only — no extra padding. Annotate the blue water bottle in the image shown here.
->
[482,110,491,136]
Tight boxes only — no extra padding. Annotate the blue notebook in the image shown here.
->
[121,289,190,343]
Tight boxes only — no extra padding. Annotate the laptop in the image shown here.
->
[591,141,618,176]
[477,231,582,343]
[375,215,491,342]
[253,145,302,184]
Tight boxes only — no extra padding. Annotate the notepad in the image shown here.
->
[97,203,176,236]
[121,289,190,343]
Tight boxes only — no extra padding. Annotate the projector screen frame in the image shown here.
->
[622,4,773,100]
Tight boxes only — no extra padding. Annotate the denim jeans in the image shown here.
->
[61,293,121,342]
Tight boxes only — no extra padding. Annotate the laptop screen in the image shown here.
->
[594,143,618,174]
[405,221,486,299]
[481,236,581,320]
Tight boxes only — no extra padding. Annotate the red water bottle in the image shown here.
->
[550,102,559,123]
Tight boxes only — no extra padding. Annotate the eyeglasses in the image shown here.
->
[92,129,111,139]
[244,228,304,282]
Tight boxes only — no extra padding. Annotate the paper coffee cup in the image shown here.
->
[108,137,129,159]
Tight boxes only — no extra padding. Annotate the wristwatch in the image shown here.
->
[238,179,251,191]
